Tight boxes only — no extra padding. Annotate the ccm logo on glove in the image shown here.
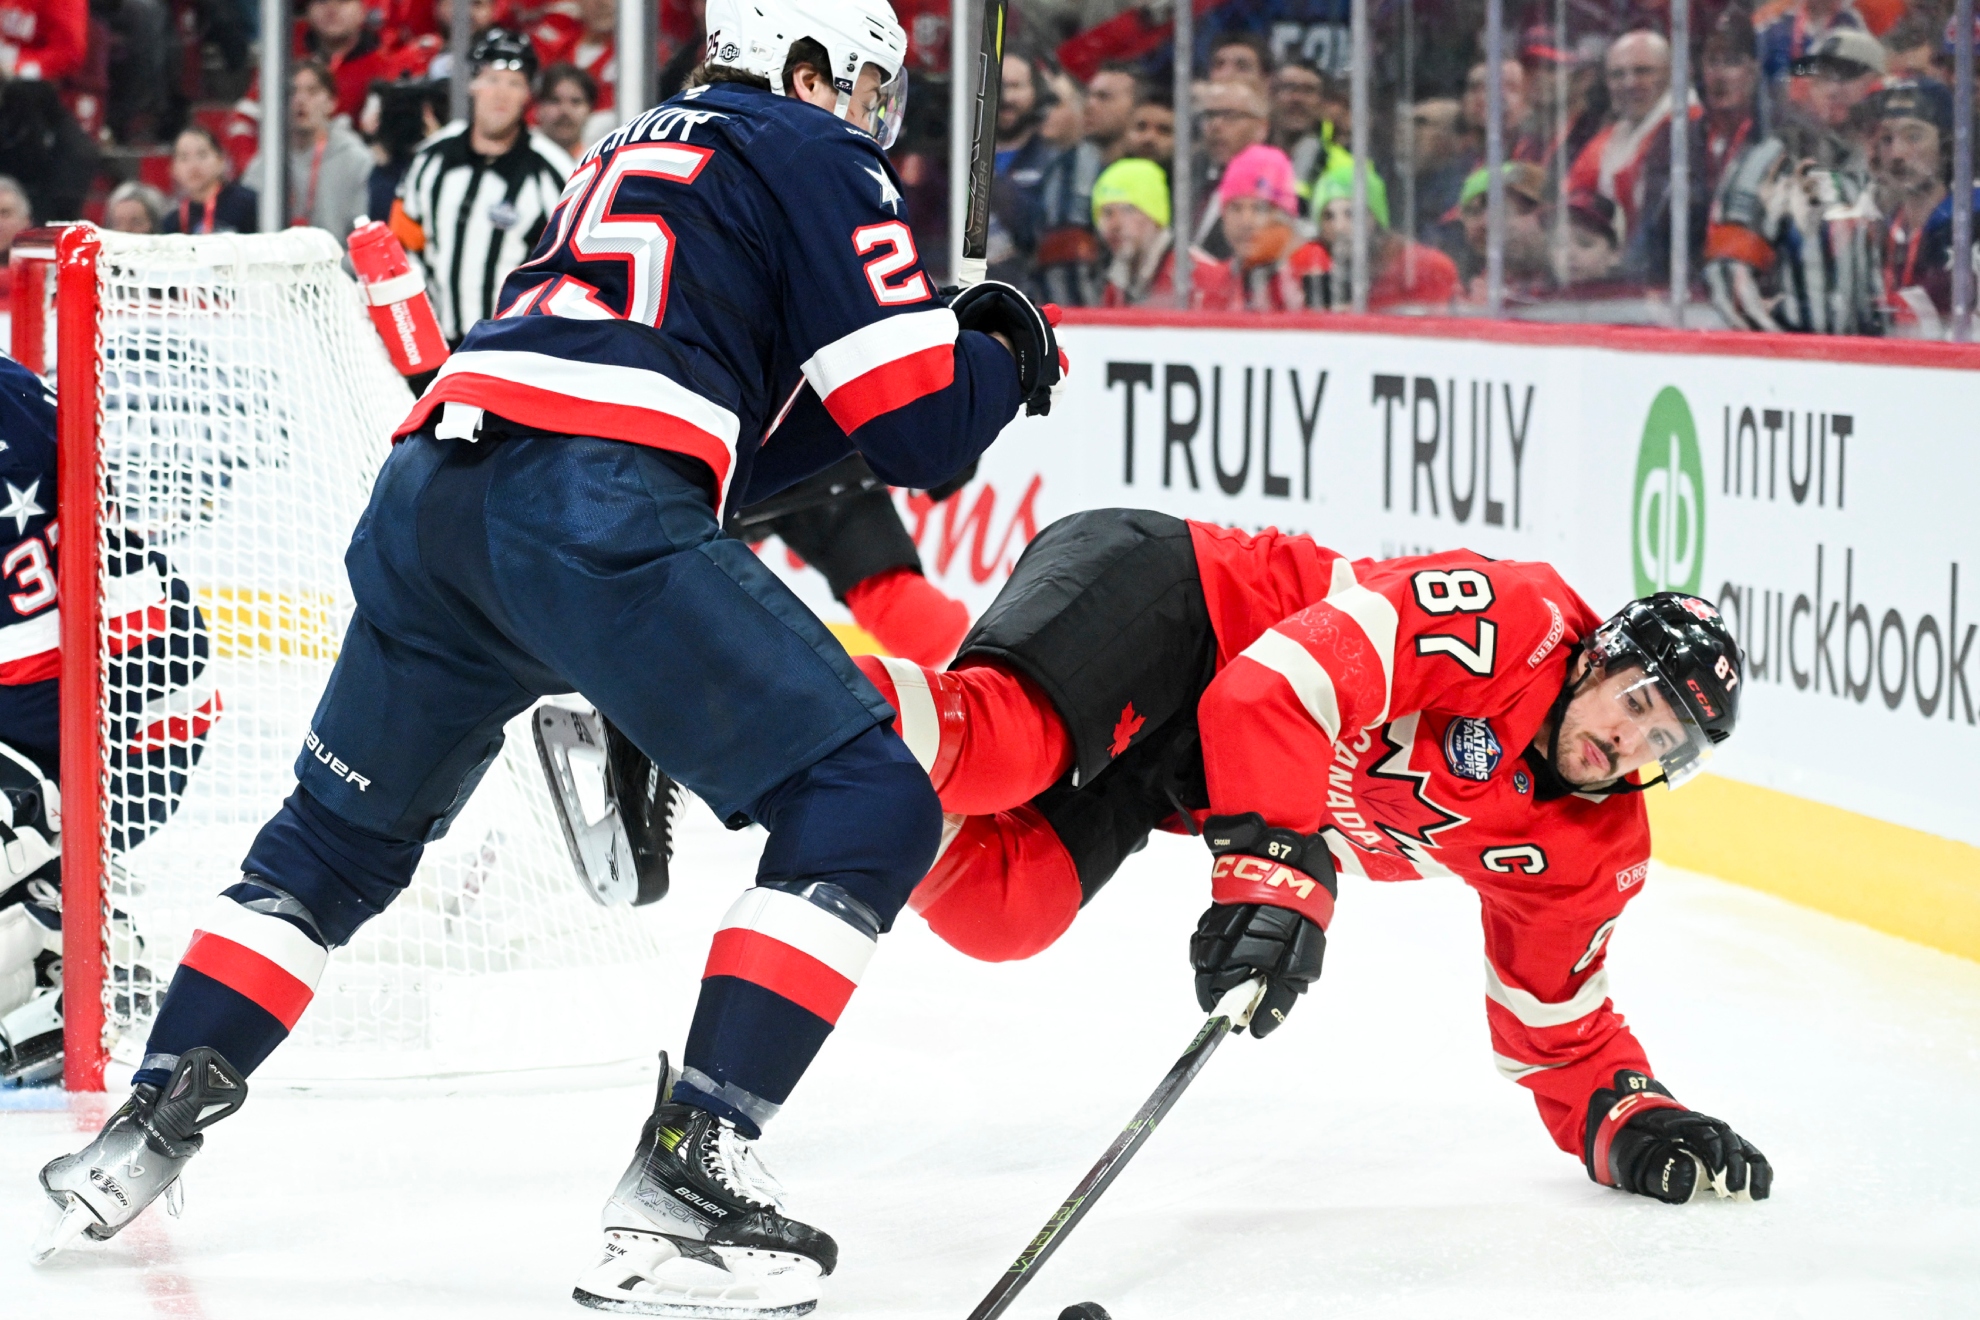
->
[1210,854,1334,925]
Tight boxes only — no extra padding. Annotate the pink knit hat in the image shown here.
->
[1217,144,1299,214]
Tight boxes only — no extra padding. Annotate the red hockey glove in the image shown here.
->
[1189,815,1336,1038]
[946,281,1065,417]
[1584,1070,1773,1203]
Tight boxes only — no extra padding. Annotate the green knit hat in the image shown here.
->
[1092,158,1172,228]
[1310,161,1391,230]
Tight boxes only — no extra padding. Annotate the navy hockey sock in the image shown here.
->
[134,879,329,1087]
[674,725,939,1135]
[134,789,422,1088]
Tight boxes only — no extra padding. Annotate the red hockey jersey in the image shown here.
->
[1187,521,1653,1154]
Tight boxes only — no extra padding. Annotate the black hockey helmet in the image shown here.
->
[471,27,539,80]
[1581,592,1742,788]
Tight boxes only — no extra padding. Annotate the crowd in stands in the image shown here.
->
[0,0,1975,336]
[980,0,1980,334]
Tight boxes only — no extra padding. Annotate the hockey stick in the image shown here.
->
[956,0,1008,288]
[962,978,1267,1320]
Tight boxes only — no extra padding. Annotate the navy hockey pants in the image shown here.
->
[142,433,941,1129]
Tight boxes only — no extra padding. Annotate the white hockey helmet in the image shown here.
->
[702,0,911,148]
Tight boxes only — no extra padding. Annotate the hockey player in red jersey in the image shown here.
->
[857,509,1772,1207]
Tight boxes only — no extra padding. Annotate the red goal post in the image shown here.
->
[15,224,669,1091]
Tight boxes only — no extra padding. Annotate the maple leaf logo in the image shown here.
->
[1360,714,1469,857]
[1109,702,1145,757]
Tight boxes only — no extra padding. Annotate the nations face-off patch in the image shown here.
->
[1443,718,1503,781]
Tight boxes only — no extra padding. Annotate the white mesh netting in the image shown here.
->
[80,229,667,1082]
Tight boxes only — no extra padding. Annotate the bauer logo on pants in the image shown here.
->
[303,729,372,791]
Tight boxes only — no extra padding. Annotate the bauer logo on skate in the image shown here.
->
[302,730,371,790]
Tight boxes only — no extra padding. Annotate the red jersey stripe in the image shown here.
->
[400,374,740,508]
[817,343,956,434]
[702,927,858,1025]
[181,930,316,1029]
[0,649,59,685]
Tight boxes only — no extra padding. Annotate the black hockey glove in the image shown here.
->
[1189,814,1337,1038]
[1584,1070,1772,1204]
[946,280,1066,417]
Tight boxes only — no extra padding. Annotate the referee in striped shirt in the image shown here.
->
[389,29,575,345]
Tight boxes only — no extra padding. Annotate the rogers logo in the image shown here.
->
[1616,862,1649,893]
[1527,597,1566,668]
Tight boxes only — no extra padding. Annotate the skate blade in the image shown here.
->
[571,1287,814,1318]
[29,1201,98,1265]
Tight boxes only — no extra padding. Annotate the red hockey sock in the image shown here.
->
[844,568,971,667]
[854,655,1073,814]
[911,807,1082,962]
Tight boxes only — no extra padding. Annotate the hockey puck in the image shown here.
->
[1058,1305,1112,1320]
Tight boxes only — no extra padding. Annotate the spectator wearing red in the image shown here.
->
[403,0,512,80]
[531,0,616,119]
[1215,144,1330,311]
[160,126,259,235]
[227,0,416,174]
[0,0,85,81]
[1567,31,1690,243]
[1092,157,1229,309]
[1313,170,1458,312]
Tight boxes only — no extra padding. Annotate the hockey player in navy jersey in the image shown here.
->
[0,356,216,1086]
[36,0,1059,1312]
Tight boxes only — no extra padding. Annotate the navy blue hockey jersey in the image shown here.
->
[0,356,65,770]
[0,355,216,838]
[395,81,1022,513]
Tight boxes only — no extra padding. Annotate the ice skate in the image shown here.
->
[31,1047,247,1263]
[573,1055,834,1317]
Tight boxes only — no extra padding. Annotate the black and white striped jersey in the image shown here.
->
[394,125,575,343]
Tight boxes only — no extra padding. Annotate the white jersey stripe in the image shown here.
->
[0,611,58,664]
[1326,583,1400,726]
[1484,959,1612,1029]
[800,307,959,401]
[718,888,876,985]
[1238,629,1342,741]
[192,896,329,988]
[1493,1052,1562,1081]
[432,349,741,450]
[875,656,941,773]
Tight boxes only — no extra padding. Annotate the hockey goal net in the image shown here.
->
[13,225,668,1089]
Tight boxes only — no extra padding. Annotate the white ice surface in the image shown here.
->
[5,800,1979,1318]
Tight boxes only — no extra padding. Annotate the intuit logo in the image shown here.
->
[1633,387,1706,598]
